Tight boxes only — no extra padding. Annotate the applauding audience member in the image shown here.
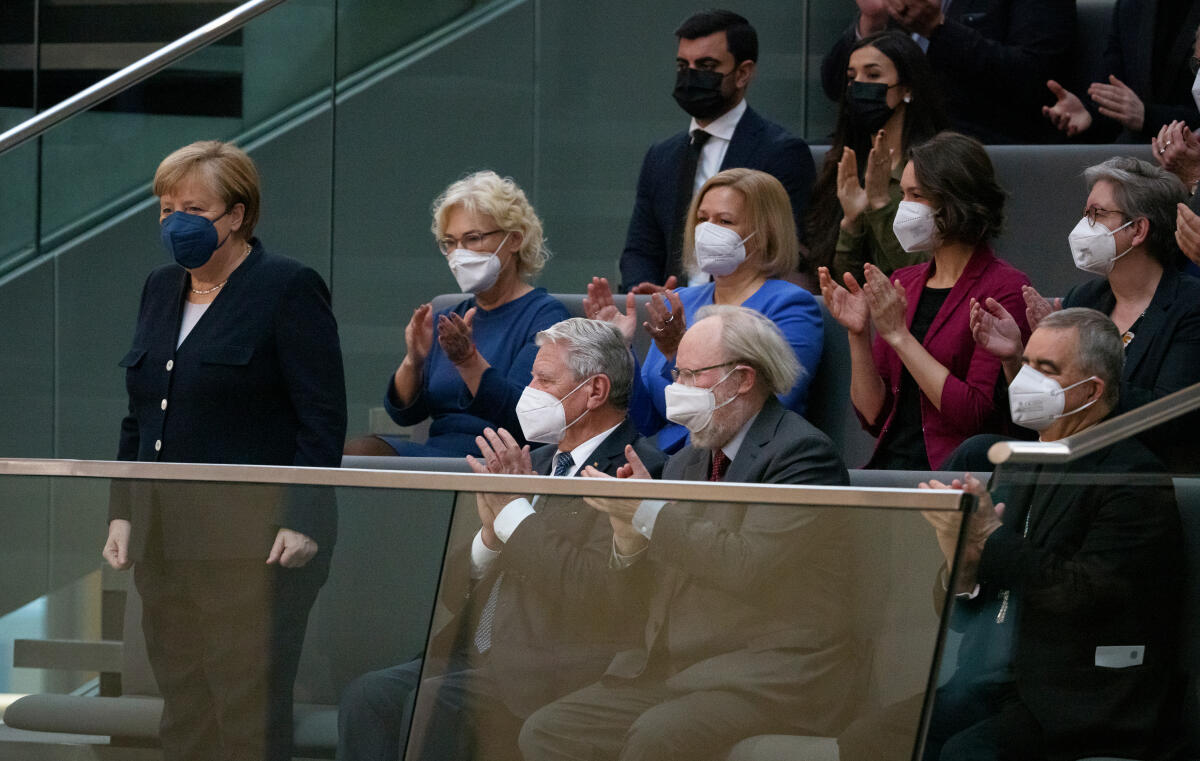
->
[821,132,1031,470]
[521,306,854,761]
[820,0,1074,144]
[806,30,947,283]
[972,157,1200,470]
[1044,5,1200,141]
[593,168,822,454]
[345,171,569,458]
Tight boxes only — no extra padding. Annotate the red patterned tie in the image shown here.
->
[709,450,729,482]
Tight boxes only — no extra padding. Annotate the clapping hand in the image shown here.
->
[1088,75,1145,133]
[438,308,477,365]
[884,0,944,37]
[584,277,637,345]
[1021,285,1060,332]
[582,445,652,555]
[1177,203,1200,266]
[1042,80,1092,137]
[629,276,679,296]
[404,303,434,365]
[466,427,534,550]
[969,297,1023,362]
[920,473,1003,592]
[644,289,687,358]
[818,266,870,336]
[862,263,909,345]
[1153,120,1200,186]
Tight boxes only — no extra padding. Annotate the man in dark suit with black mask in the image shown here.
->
[337,318,664,761]
[619,9,814,292]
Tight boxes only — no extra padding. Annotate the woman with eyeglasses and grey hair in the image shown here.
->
[972,155,1200,470]
[345,170,569,458]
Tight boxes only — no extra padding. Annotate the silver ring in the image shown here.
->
[1166,140,1173,146]
[652,325,665,334]
[663,314,675,324]
[1160,148,1167,155]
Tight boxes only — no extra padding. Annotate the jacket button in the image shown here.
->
[165,360,174,371]
[154,440,162,452]
[160,399,168,411]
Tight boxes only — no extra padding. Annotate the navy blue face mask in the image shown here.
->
[160,209,231,269]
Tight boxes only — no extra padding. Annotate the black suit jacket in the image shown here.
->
[618,106,815,289]
[1093,0,1200,141]
[605,398,860,735]
[432,420,665,718]
[821,0,1075,143]
[110,240,347,559]
[1064,267,1200,469]
[958,439,1183,758]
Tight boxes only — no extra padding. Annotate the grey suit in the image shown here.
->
[520,398,859,761]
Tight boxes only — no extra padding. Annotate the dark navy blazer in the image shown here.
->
[111,240,347,559]
[618,106,815,290]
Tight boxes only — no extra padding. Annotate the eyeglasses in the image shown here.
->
[437,229,503,255]
[1082,207,1127,226]
[670,361,738,385]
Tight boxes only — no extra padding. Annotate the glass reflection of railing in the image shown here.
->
[0,459,970,760]
[989,381,1200,466]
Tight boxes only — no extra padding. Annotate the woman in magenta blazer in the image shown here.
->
[820,132,1031,470]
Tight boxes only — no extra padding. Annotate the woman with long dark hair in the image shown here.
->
[806,31,947,283]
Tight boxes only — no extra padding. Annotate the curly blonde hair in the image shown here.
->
[431,170,550,279]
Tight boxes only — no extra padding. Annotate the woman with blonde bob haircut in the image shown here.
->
[586,167,823,453]
[105,140,346,761]
[347,170,569,457]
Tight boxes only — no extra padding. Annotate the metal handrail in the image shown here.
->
[0,0,287,156]
[988,381,1200,465]
[0,457,967,512]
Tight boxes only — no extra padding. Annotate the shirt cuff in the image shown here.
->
[610,541,649,569]
[940,565,981,599]
[493,498,536,543]
[632,500,668,539]
[470,529,501,579]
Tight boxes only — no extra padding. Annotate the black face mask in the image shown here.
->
[673,67,731,120]
[846,80,896,136]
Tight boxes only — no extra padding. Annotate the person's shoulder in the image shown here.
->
[645,127,691,157]
[743,106,808,147]
[757,278,818,306]
[522,287,571,318]
[1064,276,1107,308]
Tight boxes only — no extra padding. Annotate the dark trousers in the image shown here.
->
[337,659,523,761]
[135,551,326,761]
[837,681,1047,761]
[518,677,784,761]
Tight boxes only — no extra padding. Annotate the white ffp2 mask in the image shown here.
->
[693,222,754,276]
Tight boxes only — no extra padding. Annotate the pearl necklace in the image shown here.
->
[190,242,251,295]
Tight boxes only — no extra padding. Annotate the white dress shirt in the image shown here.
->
[685,98,749,285]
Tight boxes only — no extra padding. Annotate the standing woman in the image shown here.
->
[103,141,347,761]
[806,30,947,283]
[820,132,1031,470]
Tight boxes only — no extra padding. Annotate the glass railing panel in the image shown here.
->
[0,111,36,270]
[335,0,479,81]
[403,488,959,761]
[0,463,973,761]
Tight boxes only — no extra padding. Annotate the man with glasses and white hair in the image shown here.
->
[843,307,1183,761]
[520,305,856,761]
[338,318,664,761]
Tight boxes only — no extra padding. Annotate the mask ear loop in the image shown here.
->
[1108,218,1137,263]
[1054,376,1102,420]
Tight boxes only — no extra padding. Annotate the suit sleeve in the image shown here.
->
[111,276,155,524]
[977,479,1178,615]
[925,0,1074,112]
[274,267,348,542]
[620,146,669,290]
[649,430,847,595]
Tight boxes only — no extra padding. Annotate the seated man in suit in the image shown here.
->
[840,307,1183,761]
[821,0,1074,144]
[520,305,859,761]
[619,9,815,292]
[337,318,665,761]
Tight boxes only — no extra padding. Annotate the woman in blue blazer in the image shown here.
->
[102,141,347,761]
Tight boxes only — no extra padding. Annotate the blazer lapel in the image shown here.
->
[580,420,637,476]
[719,107,763,170]
[1123,268,1176,380]
[723,398,784,483]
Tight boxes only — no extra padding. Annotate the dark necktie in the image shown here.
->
[668,129,712,281]
[552,451,574,477]
[709,449,730,482]
[475,450,575,653]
